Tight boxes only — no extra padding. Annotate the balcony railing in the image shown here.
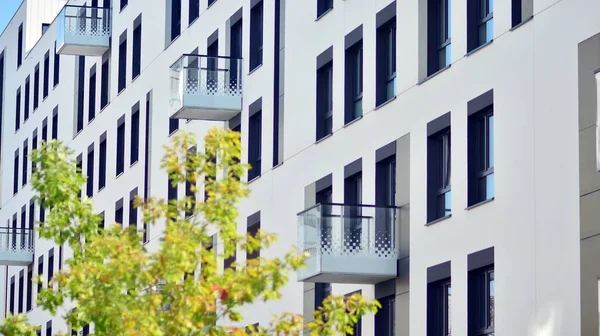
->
[0,227,34,266]
[57,5,111,56]
[297,203,402,284]
[169,54,243,121]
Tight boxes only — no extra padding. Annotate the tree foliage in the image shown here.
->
[0,128,379,335]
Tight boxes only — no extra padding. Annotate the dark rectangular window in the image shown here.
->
[345,41,363,123]
[43,51,50,98]
[171,0,182,41]
[22,139,28,186]
[185,146,196,218]
[468,266,494,335]
[42,23,50,34]
[143,92,152,243]
[428,278,451,336]
[248,111,262,181]
[87,146,95,198]
[101,57,109,109]
[375,295,395,336]
[32,131,37,173]
[15,87,21,131]
[53,42,60,87]
[59,245,63,270]
[24,77,30,121]
[76,57,85,133]
[246,221,260,260]
[344,170,362,246]
[26,265,33,311]
[168,176,178,205]
[169,118,179,134]
[115,199,124,225]
[131,106,140,165]
[314,282,331,309]
[230,18,242,91]
[13,150,19,194]
[47,248,54,284]
[428,127,451,222]
[468,108,494,206]
[99,134,107,190]
[20,207,26,251]
[118,34,127,92]
[129,189,138,228]
[89,69,96,122]
[376,18,396,105]
[376,156,396,207]
[76,155,83,199]
[18,270,24,313]
[317,0,333,17]
[316,61,333,141]
[250,1,263,71]
[29,201,35,231]
[9,276,15,315]
[467,0,493,52]
[189,0,199,24]
[120,0,128,10]
[208,0,216,7]
[42,118,48,143]
[46,321,52,336]
[17,24,23,68]
[52,108,58,140]
[132,20,142,79]
[37,256,43,295]
[428,0,451,75]
[116,117,125,176]
[204,143,216,202]
[34,64,40,110]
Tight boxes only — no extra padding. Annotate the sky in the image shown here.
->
[0,0,23,34]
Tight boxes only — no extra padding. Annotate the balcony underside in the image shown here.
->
[0,251,33,266]
[171,98,241,121]
[299,254,397,284]
[57,42,109,56]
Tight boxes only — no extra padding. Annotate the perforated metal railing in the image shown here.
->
[60,5,111,39]
[171,54,243,99]
[298,203,399,260]
[0,227,34,256]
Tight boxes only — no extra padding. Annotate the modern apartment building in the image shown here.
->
[0,0,598,334]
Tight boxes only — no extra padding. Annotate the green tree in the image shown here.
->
[0,128,379,335]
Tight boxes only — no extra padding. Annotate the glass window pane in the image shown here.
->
[478,24,487,45]
[489,271,495,328]
[486,19,494,43]
[447,283,452,335]
[354,99,363,119]
[488,114,494,167]
[486,173,495,200]
[444,191,452,216]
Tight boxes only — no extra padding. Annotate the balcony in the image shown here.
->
[297,204,402,284]
[56,5,111,56]
[0,227,34,266]
[169,54,243,121]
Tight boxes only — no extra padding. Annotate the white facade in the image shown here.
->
[0,0,597,335]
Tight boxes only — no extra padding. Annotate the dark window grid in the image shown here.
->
[53,43,60,87]
[33,66,40,110]
[89,72,97,122]
[37,257,43,294]
[428,0,452,74]
[189,0,200,24]
[59,245,63,270]
[47,253,54,284]
[250,2,264,70]
[317,0,333,17]
[77,57,85,133]
[316,62,333,140]
[22,142,28,186]
[129,196,138,227]
[28,202,34,230]
[32,134,38,173]
[469,108,494,204]
[42,122,48,142]
[46,321,52,336]
[100,59,109,109]
[469,267,495,335]
[13,151,19,194]
[346,43,363,122]
[9,277,15,314]
[171,0,182,41]
[428,278,452,336]
[18,272,24,313]
[131,109,140,165]
[115,203,124,225]
[375,295,395,336]
[24,79,30,121]
[384,23,397,98]
[116,121,125,176]
[17,25,23,68]
[87,149,94,197]
[52,111,58,140]
[477,0,493,45]
[247,222,260,260]
[99,138,107,190]
[43,54,50,98]
[15,89,21,131]
[26,267,33,311]
[429,129,451,220]
[118,39,127,92]
[132,24,142,79]
[248,112,262,181]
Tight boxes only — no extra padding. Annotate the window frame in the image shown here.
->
[468,266,495,336]
[249,1,264,71]
[428,278,452,336]
[317,0,334,18]
[428,127,452,221]
[477,0,493,46]
[468,106,494,206]
[248,110,262,181]
[316,61,333,141]
[345,40,363,123]
[376,18,397,105]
